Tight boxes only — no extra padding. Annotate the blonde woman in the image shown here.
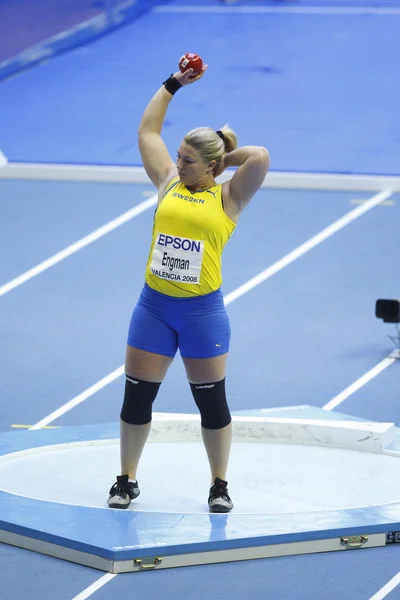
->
[107,63,270,512]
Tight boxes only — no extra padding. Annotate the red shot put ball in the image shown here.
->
[179,53,203,77]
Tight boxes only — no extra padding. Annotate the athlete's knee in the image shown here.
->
[120,375,161,425]
[190,378,231,429]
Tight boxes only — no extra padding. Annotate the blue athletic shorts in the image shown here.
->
[127,284,231,359]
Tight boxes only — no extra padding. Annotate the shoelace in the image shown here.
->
[210,482,230,501]
[110,481,129,496]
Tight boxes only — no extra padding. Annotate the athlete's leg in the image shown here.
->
[108,289,177,508]
[178,292,233,511]
[183,354,232,482]
[121,346,173,479]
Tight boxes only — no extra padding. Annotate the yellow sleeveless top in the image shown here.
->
[145,177,236,297]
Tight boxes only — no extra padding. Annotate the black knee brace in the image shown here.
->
[190,378,231,429]
[120,375,161,425]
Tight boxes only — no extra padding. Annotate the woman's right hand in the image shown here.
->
[172,64,208,86]
[214,155,227,178]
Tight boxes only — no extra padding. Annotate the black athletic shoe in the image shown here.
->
[107,474,140,509]
[208,477,234,513]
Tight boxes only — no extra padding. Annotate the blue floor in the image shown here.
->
[1,542,400,600]
[75,549,400,600]
[0,0,399,173]
[1,184,398,430]
[0,180,399,599]
[1,1,400,598]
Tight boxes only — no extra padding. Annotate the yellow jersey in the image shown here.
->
[145,177,236,297]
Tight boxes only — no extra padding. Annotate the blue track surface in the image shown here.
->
[1,2,400,599]
[1,178,399,599]
[1,183,399,431]
[1,0,400,173]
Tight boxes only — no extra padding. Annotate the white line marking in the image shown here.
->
[29,366,124,430]
[223,189,392,305]
[29,189,393,430]
[368,571,400,600]
[2,163,400,192]
[350,199,395,206]
[0,195,157,298]
[322,353,398,411]
[155,5,400,16]
[71,573,117,600]
[0,149,8,167]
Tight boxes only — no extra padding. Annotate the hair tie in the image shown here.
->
[216,130,225,145]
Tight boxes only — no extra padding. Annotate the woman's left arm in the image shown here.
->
[223,146,270,217]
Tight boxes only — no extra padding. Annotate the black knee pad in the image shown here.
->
[190,378,231,429]
[120,376,161,425]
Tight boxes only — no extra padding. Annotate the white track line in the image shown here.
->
[223,189,392,304]
[71,574,117,600]
[323,353,398,411]
[368,571,400,600]
[29,366,124,430]
[0,195,157,298]
[29,189,393,430]
[2,163,400,191]
[0,149,8,166]
[155,5,400,16]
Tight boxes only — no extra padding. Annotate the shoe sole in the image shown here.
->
[107,490,140,509]
[209,504,233,513]
[107,501,131,509]
[107,484,140,504]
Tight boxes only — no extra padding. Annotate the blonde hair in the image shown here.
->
[183,125,238,168]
